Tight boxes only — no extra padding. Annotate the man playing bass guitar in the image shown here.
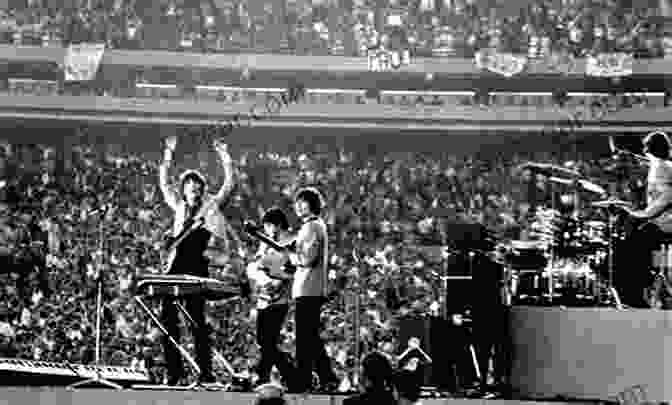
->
[245,207,297,390]
[616,131,672,308]
[158,134,234,385]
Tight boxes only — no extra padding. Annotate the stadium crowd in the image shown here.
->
[0,0,668,58]
[0,127,645,387]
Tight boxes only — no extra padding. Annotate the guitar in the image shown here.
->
[243,221,297,308]
[243,221,297,275]
[162,197,222,274]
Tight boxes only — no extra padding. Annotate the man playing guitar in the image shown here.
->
[246,207,297,389]
[158,134,234,385]
[616,131,672,308]
[243,189,337,392]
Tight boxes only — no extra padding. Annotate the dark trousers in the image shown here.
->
[256,303,296,385]
[160,296,212,383]
[472,305,511,390]
[294,296,336,391]
[438,320,476,392]
[617,222,668,308]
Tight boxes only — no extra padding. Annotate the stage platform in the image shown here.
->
[510,306,672,404]
[0,387,602,405]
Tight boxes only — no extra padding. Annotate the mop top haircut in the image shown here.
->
[643,131,672,160]
[294,187,325,216]
[179,169,208,198]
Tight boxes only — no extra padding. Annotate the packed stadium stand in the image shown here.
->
[0,0,670,400]
[0,0,670,58]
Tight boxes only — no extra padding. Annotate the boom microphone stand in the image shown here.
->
[68,205,122,390]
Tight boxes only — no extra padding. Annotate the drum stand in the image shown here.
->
[605,213,623,308]
[544,183,558,305]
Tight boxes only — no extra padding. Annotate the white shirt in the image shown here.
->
[643,154,672,233]
[291,216,329,299]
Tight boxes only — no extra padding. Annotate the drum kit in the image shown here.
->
[499,162,629,307]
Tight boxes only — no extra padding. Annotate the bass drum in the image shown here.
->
[504,240,548,270]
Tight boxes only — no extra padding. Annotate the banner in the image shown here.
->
[543,49,577,75]
[63,43,106,82]
[474,48,527,77]
[585,52,634,77]
[368,48,410,72]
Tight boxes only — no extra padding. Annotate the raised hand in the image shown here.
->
[164,135,178,152]
[213,138,227,152]
[213,139,231,163]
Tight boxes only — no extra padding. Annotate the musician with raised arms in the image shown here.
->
[246,207,297,389]
[158,134,234,385]
[617,131,672,308]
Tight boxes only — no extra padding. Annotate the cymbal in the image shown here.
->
[577,179,606,195]
[591,199,631,209]
[508,240,547,250]
[547,176,573,186]
[584,220,607,228]
[547,177,606,195]
[519,162,582,178]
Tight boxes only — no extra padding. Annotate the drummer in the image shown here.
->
[617,131,672,308]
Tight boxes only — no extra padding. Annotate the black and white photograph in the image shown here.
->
[0,1,671,405]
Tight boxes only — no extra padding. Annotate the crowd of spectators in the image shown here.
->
[0,0,668,58]
[0,128,644,388]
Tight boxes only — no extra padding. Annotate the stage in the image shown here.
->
[2,307,669,405]
[509,306,672,404]
[0,387,602,405]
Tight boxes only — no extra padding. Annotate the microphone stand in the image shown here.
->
[351,233,363,390]
[68,205,122,390]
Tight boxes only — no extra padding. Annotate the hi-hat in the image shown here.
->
[547,176,606,195]
[577,179,606,195]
